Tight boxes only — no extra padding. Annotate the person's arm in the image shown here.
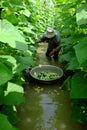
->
[53,45,61,52]
[49,46,61,56]
[54,30,61,52]
[49,30,61,56]
[36,33,46,43]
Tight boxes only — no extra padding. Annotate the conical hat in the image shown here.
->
[45,27,56,38]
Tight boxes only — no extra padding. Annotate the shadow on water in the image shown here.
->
[16,43,87,130]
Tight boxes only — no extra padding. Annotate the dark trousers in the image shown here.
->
[46,49,58,59]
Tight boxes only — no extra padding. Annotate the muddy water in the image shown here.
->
[16,43,87,130]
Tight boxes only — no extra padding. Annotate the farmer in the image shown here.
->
[36,27,61,59]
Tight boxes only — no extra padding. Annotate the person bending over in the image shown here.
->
[36,27,61,59]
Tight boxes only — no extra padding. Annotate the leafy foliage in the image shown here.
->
[76,4,87,25]
[0,62,13,85]
[0,0,87,128]
[56,0,87,123]
[0,0,38,129]
[0,20,28,51]
[3,82,24,105]
[0,0,56,129]
[74,38,87,64]
[71,99,87,124]
[1,105,20,125]
[70,72,87,98]
[0,113,18,130]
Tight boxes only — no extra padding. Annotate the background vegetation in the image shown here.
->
[55,0,87,124]
[0,0,87,129]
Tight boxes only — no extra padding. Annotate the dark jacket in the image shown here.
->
[39,30,61,52]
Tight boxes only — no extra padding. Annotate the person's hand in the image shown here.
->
[36,40,40,43]
[49,50,55,56]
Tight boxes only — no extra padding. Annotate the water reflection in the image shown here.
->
[16,86,43,130]
[16,43,87,130]
[40,94,57,129]
[16,84,87,130]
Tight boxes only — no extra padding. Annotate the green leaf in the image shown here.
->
[74,37,87,64]
[9,0,23,6]
[81,61,87,71]
[15,56,35,73]
[1,105,20,124]
[0,19,28,51]
[76,4,87,25]
[6,13,18,25]
[71,99,87,123]
[62,28,72,35]
[0,55,17,73]
[0,113,18,130]
[0,62,13,85]
[12,73,24,86]
[21,9,31,17]
[62,76,71,90]
[62,37,75,46]
[0,86,4,96]
[60,51,75,62]
[66,57,79,70]
[70,72,87,98]
[20,27,34,34]
[3,82,24,105]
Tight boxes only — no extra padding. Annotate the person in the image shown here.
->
[36,27,61,59]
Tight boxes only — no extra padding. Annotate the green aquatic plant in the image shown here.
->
[34,71,59,80]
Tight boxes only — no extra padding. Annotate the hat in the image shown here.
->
[45,27,56,38]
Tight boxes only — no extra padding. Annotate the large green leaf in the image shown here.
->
[0,113,18,130]
[76,4,87,25]
[1,105,19,125]
[60,51,75,62]
[81,60,87,71]
[3,82,24,105]
[0,62,13,85]
[0,19,28,51]
[70,72,87,98]
[66,57,79,70]
[15,56,35,73]
[62,76,71,90]
[74,37,87,64]
[62,37,75,46]
[0,55,17,73]
[0,86,4,96]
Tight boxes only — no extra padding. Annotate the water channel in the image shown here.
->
[16,43,87,130]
